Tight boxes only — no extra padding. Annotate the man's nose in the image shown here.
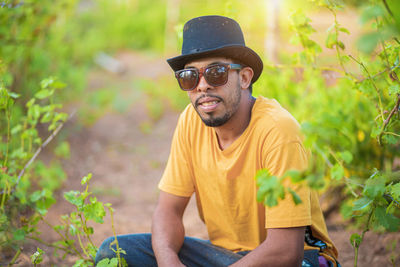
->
[196,75,211,92]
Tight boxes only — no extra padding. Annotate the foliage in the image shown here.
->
[0,77,68,255]
[0,76,127,265]
[255,0,400,265]
[1,0,399,265]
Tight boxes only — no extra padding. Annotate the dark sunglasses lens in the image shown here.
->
[178,70,198,90]
[205,65,228,86]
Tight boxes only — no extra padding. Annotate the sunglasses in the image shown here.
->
[175,63,242,91]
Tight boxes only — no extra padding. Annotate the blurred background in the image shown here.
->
[1,0,400,266]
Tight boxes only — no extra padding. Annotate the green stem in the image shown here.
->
[384,131,400,137]
[79,213,95,249]
[28,236,75,255]
[109,206,123,267]
[76,220,91,259]
[4,101,11,167]
[40,217,84,258]
[348,55,385,124]
[354,210,374,267]
[380,94,400,134]
[331,8,347,73]
[0,180,9,210]
[7,247,21,267]
[41,217,67,241]
[354,245,359,267]
[328,149,359,197]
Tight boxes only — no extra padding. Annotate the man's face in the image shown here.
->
[184,57,242,127]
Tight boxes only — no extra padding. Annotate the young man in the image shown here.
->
[96,15,339,267]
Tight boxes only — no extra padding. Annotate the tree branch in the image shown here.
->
[1,110,76,195]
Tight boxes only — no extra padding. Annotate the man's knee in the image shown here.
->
[96,236,118,262]
[95,234,154,264]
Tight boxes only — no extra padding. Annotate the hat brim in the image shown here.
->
[167,45,263,84]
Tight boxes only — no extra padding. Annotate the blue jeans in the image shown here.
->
[95,233,249,267]
[95,233,322,267]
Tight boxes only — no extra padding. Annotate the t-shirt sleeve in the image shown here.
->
[158,112,195,197]
[263,140,312,228]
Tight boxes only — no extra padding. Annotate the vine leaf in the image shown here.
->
[374,206,400,232]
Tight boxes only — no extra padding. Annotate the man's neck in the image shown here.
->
[214,95,256,150]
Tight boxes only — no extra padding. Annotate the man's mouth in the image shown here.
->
[196,96,222,112]
[200,100,219,107]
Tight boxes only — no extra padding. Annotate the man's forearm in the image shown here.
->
[229,227,305,267]
[151,206,186,267]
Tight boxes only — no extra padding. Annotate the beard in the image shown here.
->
[193,82,242,127]
[200,112,231,127]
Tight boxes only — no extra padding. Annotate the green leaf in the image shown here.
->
[390,182,400,201]
[109,258,119,267]
[40,112,52,123]
[36,194,56,215]
[81,173,93,185]
[338,150,353,164]
[337,41,345,50]
[374,205,400,232]
[350,233,362,248]
[13,228,26,241]
[40,78,55,89]
[96,258,117,267]
[330,164,344,180]
[35,89,54,100]
[29,104,41,120]
[382,134,398,145]
[73,259,90,267]
[30,190,43,202]
[285,169,303,183]
[86,226,94,235]
[83,201,106,223]
[26,98,35,108]
[288,188,302,205]
[64,191,84,208]
[352,197,373,211]
[30,248,44,264]
[325,31,337,49]
[370,125,382,138]
[363,175,386,199]
[256,172,285,207]
[11,124,22,135]
[339,27,350,34]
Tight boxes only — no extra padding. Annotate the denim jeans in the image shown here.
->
[95,233,323,267]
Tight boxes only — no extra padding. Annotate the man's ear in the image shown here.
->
[239,67,254,90]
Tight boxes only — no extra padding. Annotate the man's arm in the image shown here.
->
[151,190,190,267]
[229,226,305,267]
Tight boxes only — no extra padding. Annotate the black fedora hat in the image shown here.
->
[167,15,263,84]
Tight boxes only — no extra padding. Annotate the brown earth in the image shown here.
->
[15,51,400,267]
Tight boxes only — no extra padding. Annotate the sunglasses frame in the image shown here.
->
[175,63,243,91]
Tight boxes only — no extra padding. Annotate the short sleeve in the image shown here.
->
[158,112,195,197]
[263,141,312,228]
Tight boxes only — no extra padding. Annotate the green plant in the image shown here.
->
[0,78,125,266]
[0,77,69,261]
[255,0,400,266]
[30,173,127,267]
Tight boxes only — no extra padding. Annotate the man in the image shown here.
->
[96,15,339,267]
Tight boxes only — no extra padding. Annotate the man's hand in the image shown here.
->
[151,191,190,267]
[229,227,305,267]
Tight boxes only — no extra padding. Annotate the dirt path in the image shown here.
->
[21,51,399,266]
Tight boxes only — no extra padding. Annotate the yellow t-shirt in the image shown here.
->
[158,96,338,261]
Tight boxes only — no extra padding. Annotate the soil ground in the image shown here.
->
[15,51,400,267]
